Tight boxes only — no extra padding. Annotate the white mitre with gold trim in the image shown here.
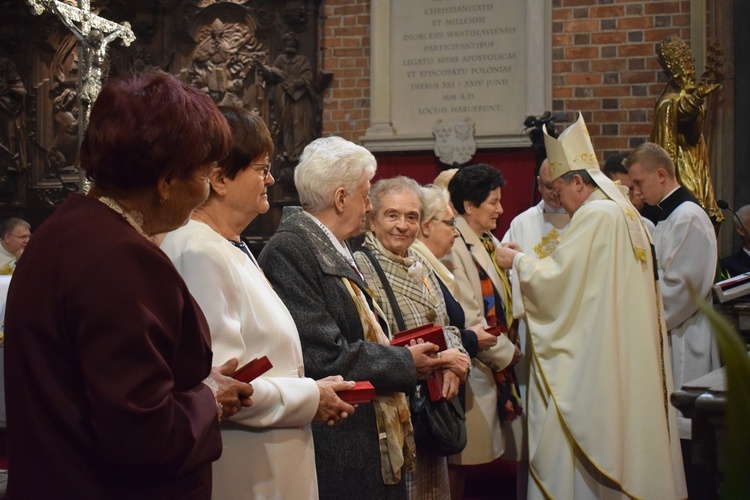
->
[542,113,599,181]
[544,113,651,264]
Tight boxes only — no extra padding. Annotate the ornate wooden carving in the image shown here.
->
[0,0,326,240]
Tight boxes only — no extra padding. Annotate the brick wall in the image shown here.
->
[552,0,691,161]
[321,0,692,161]
[320,0,371,140]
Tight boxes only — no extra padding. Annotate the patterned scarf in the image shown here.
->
[340,277,416,484]
[476,232,523,423]
[478,232,515,328]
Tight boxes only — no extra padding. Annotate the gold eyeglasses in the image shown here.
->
[250,162,272,180]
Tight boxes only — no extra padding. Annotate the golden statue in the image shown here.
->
[650,35,724,223]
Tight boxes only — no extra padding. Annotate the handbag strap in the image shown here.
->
[359,246,407,332]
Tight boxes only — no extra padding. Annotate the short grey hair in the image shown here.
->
[420,184,451,223]
[294,136,377,213]
[368,176,423,224]
[0,218,30,238]
[737,204,750,228]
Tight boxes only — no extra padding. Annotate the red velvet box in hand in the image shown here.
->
[232,355,273,383]
[486,325,505,337]
[390,323,447,351]
[337,381,376,404]
[427,370,445,402]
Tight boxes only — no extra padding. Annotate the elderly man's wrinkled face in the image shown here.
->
[538,161,562,210]
[551,175,585,216]
[370,190,421,257]
[2,224,30,255]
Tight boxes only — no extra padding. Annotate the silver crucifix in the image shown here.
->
[27,0,135,127]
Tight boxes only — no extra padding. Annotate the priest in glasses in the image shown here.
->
[494,114,687,499]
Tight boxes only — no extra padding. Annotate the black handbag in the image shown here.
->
[358,247,467,456]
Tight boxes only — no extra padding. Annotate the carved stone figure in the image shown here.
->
[0,57,27,172]
[259,32,319,161]
[649,35,724,222]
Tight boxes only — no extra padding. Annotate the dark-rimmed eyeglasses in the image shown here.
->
[438,218,457,228]
[250,163,272,180]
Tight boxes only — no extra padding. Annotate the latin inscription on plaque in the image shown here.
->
[391,0,526,138]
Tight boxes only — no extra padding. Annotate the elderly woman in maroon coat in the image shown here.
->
[4,72,253,498]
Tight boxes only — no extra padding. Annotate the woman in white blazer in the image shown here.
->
[161,106,354,499]
[443,164,522,498]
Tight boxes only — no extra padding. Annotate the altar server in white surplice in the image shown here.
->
[625,143,719,499]
[500,159,569,499]
[161,107,354,500]
[496,115,687,500]
[625,142,719,438]
[500,159,570,410]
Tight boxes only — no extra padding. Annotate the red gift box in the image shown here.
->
[486,325,505,337]
[427,370,445,402]
[232,355,273,383]
[337,381,376,404]
[390,323,447,351]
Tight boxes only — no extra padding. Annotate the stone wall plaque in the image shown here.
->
[362,0,551,152]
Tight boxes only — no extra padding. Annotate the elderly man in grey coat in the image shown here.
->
[259,137,441,499]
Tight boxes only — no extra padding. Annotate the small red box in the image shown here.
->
[232,355,273,383]
[427,370,445,402]
[337,381,376,404]
[486,325,504,337]
[390,323,447,351]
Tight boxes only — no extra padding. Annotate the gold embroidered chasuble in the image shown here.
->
[511,188,687,499]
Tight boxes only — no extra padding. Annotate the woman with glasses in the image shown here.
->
[353,176,470,500]
[0,218,30,274]
[411,185,498,376]
[161,106,355,499]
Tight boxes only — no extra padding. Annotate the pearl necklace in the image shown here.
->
[97,196,147,238]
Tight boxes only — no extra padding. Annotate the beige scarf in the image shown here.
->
[411,238,457,297]
[341,277,416,484]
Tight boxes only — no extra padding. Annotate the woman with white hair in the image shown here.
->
[259,137,441,500]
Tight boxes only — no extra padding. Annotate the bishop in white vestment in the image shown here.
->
[497,115,687,499]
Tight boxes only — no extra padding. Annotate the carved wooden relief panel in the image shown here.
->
[0,0,325,241]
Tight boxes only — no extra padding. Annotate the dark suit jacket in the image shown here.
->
[259,207,416,500]
[721,247,750,276]
[5,195,221,499]
[721,247,750,277]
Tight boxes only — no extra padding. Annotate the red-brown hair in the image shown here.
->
[80,71,231,191]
